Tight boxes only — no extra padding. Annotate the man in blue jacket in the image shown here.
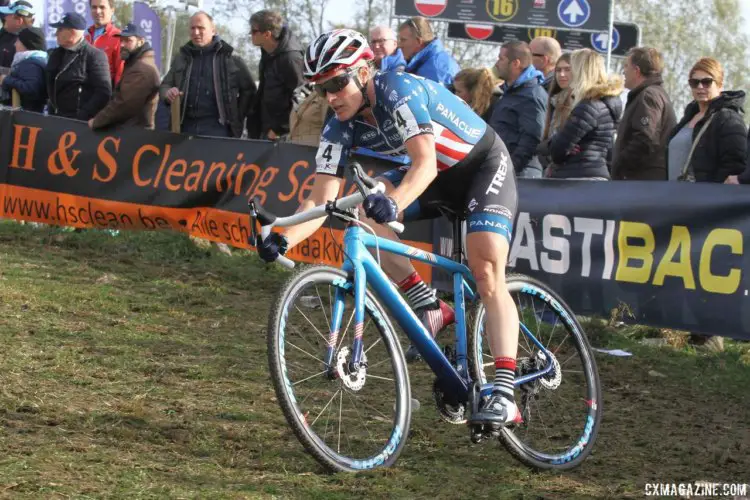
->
[369,25,405,72]
[489,41,548,178]
[397,16,459,87]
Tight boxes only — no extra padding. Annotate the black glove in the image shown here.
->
[363,193,399,223]
[256,232,288,263]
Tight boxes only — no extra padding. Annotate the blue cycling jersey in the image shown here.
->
[316,71,488,177]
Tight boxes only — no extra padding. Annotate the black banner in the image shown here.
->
[446,21,640,57]
[394,0,613,33]
[0,109,436,279]
[2,109,749,340]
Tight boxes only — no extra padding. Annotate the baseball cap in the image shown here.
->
[116,23,146,38]
[49,12,87,30]
[0,0,35,17]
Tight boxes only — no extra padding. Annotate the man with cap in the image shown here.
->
[90,22,159,129]
[85,0,123,86]
[47,12,111,120]
[0,0,35,68]
[0,26,47,111]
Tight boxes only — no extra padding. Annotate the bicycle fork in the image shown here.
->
[323,263,367,377]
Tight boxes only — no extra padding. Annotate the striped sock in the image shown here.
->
[493,357,516,402]
[397,272,438,311]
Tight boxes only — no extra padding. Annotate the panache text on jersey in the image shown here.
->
[435,102,483,139]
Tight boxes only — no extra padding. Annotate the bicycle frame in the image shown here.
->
[323,225,554,405]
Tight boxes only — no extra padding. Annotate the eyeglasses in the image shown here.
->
[314,69,357,97]
[370,38,395,46]
[13,9,32,17]
[688,77,714,89]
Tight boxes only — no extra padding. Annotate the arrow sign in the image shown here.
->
[557,0,591,28]
[591,26,620,53]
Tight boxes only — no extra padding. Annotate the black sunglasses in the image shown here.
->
[314,69,357,97]
[688,77,714,89]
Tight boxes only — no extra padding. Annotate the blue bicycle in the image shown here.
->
[251,163,602,472]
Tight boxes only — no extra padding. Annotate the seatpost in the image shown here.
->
[452,217,463,263]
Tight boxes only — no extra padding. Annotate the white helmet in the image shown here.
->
[304,29,374,82]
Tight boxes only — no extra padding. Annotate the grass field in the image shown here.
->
[0,222,748,499]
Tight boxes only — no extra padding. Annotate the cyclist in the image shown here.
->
[256,29,522,427]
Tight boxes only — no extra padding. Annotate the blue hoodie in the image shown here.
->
[404,39,459,87]
[381,49,406,72]
[489,65,548,174]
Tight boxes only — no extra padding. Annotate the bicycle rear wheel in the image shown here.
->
[267,265,411,472]
[468,273,602,470]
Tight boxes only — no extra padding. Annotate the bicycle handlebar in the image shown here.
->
[249,162,405,269]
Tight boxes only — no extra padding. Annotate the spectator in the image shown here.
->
[0,0,35,68]
[369,25,405,72]
[248,10,304,140]
[537,53,573,174]
[547,49,623,180]
[89,23,159,130]
[47,13,111,120]
[0,26,46,111]
[160,11,256,138]
[529,36,561,92]
[397,16,459,86]
[452,67,501,123]
[85,0,123,87]
[611,47,676,180]
[667,57,746,183]
[489,41,547,178]
[725,128,750,184]
[287,83,328,147]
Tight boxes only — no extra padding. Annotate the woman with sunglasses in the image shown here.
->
[666,57,747,182]
[256,29,524,429]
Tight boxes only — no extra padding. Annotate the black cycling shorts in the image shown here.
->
[380,129,518,242]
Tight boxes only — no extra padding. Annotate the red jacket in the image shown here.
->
[85,23,124,86]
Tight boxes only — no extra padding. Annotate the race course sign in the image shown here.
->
[446,22,640,57]
[2,109,749,340]
[395,0,613,33]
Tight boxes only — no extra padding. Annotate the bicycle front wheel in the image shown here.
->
[267,265,411,472]
[468,273,602,470]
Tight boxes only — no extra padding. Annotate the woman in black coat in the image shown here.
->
[547,49,623,180]
[666,57,747,182]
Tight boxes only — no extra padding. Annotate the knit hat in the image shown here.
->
[18,27,46,52]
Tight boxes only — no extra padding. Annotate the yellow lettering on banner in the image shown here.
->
[653,226,696,289]
[615,221,654,283]
[699,229,742,294]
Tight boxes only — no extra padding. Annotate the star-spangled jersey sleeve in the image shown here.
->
[377,72,434,143]
[315,116,355,177]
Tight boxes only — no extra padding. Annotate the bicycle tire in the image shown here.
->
[267,265,412,473]
[467,273,602,471]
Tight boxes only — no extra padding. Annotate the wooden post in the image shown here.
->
[11,89,21,108]
[171,94,181,133]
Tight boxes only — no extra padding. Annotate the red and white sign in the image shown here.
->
[414,0,447,17]
[464,23,494,40]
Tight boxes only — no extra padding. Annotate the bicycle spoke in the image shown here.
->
[364,336,382,355]
[295,305,329,345]
[337,308,356,351]
[367,374,394,382]
[338,390,343,454]
[287,341,326,364]
[560,351,580,368]
[316,285,331,333]
[366,357,392,370]
[551,332,572,357]
[292,369,328,386]
[311,388,341,427]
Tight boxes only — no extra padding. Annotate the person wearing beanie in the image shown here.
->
[0,25,47,111]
